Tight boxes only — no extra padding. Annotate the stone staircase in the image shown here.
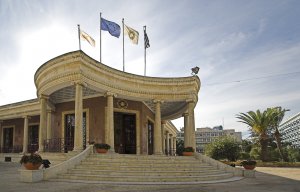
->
[56,153,236,184]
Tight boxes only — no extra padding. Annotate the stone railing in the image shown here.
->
[194,153,255,178]
[20,145,93,182]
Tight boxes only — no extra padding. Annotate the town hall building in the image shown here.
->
[0,50,200,156]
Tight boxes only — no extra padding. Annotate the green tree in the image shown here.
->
[239,139,253,159]
[236,110,273,162]
[241,139,253,153]
[268,107,289,161]
[249,146,261,160]
[176,139,184,156]
[287,147,300,162]
[205,136,241,161]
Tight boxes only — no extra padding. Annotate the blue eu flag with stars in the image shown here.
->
[101,18,121,38]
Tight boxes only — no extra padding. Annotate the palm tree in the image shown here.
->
[236,110,272,162]
[268,107,289,162]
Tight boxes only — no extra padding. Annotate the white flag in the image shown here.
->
[80,30,95,47]
[124,24,139,44]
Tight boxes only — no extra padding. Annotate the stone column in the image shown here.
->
[187,100,196,150]
[106,92,115,152]
[154,100,163,155]
[73,83,83,151]
[22,116,29,154]
[46,111,52,140]
[165,131,169,155]
[161,121,166,154]
[183,113,190,148]
[170,134,174,155]
[173,137,177,155]
[38,95,48,152]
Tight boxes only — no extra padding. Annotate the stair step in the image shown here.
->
[80,161,210,166]
[68,169,225,176]
[58,172,233,182]
[55,153,235,183]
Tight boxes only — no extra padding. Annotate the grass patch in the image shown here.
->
[219,160,300,167]
[256,162,300,167]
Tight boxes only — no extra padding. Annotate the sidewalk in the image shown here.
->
[1,162,300,192]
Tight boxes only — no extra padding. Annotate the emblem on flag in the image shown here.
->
[124,24,139,44]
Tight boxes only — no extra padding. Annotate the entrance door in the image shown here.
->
[3,127,13,153]
[148,121,154,155]
[114,112,136,154]
[65,113,86,152]
[28,125,39,152]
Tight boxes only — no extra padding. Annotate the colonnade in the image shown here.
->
[21,82,196,154]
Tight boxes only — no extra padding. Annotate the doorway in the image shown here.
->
[3,127,13,153]
[114,112,136,154]
[64,112,86,152]
[148,121,154,155]
[28,125,39,152]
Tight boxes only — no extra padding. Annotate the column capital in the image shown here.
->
[73,80,87,87]
[182,113,189,117]
[105,91,117,97]
[39,94,49,100]
[161,120,167,125]
[153,99,164,104]
[22,116,31,120]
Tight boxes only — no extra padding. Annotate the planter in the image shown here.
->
[243,165,256,170]
[23,162,42,170]
[182,152,194,156]
[96,148,108,153]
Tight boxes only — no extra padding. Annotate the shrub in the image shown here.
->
[250,146,261,160]
[241,160,257,166]
[205,136,241,161]
[20,153,43,165]
[183,147,194,152]
[94,143,110,150]
[176,139,184,155]
[239,152,250,160]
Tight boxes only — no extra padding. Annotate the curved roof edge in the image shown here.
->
[34,50,201,85]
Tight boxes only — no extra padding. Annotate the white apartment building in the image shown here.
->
[177,126,242,153]
[279,112,300,148]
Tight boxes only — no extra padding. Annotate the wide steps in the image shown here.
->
[57,154,234,183]
[68,168,224,176]
[58,173,233,182]
[75,164,214,171]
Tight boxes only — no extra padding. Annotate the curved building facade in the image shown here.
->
[0,51,200,155]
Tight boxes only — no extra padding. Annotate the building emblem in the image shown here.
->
[117,99,128,109]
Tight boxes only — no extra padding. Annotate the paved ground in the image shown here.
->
[1,162,300,192]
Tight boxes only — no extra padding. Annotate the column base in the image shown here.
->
[37,148,44,153]
[109,148,116,154]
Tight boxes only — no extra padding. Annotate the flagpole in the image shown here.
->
[122,18,125,72]
[144,26,146,76]
[78,24,81,50]
[100,12,102,63]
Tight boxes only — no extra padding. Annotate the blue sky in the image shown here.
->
[1,0,300,138]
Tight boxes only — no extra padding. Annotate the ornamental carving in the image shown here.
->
[117,100,128,109]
